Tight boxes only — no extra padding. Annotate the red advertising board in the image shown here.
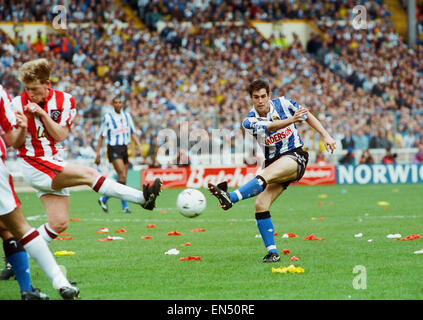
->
[141,165,336,189]
[293,165,336,186]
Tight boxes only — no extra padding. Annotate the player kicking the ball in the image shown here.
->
[208,79,336,263]
[0,83,70,299]
[10,59,161,247]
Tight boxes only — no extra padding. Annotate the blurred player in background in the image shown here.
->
[208,79,336,263]
[95,96,143,214]
[9,58,161,255]
[0,83,71,299]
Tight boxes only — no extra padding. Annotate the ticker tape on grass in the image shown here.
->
[272,265,305,274]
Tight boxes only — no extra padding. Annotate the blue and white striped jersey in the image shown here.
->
[242,96,306,161]
[99,110,135,146]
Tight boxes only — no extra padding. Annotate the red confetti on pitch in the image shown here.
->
[179,256,202,261]
[191,228,206,232]
[286,233,298,238]
[180,242,191,246]
[303,234,325,241]
[141,235,152,239]
[274,232,279,236]
[97,237,113,242]
[283,249,290,255]
[289,256,299,261]
[115,228,127,233]
[396,234,421,241]
[146,224,156,228]
[54,236,72,241]
[70,218,81,222]
[317,201,324,205]
[96,227,109,234]
[167,230,182,236]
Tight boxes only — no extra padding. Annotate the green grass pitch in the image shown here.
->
[1,184,423,300]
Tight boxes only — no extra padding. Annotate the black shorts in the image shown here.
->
[264,147,309,189]
[107,145,129,164]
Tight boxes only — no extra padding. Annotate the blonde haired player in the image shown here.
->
[0,83,76,299]
[10,59,161,281]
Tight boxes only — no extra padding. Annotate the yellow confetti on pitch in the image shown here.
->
[272,265,305,274]
[377,201,390,206]
[54,250,75,256]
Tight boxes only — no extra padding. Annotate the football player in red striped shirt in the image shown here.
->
[0,84,77,299]
[10,59,161,245]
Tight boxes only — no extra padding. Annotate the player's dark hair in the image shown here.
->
[247,79,270,97]
[112,95,121,103]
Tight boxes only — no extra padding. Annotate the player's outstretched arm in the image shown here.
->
[305,112,336,153]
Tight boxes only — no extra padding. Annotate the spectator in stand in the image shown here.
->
[339,147,355,165]
[381,148,397,164]
[315,151,328,165]
[59,34,72,63]
[402,128,418,148]
[359,149,375,164]
[30,31,45,55]
[341,130,355,150]
[353,127,370,150]
[15,36,29,54]
[413,144,423,164]
[369,129,392,149]
[145,5,162,31]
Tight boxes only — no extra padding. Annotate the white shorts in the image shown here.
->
[19,156,70,198]
[0,160,20,215]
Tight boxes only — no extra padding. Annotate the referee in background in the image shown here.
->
[95,96,143,213]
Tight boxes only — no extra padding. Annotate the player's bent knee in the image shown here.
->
[82,166,101,184]
[50,220,68,234]
[255,198,270,212]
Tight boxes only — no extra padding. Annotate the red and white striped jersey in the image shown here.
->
[10,88,76,157]
[0,85,16,160]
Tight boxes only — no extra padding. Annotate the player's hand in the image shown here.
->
[24,102,42,116]
[292,108,308,123]
[323,135,336,154]
[94,154,101,166]
[15,112,28,129]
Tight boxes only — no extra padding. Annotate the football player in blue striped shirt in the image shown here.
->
[95,96,143,213]
[209,79,336,263]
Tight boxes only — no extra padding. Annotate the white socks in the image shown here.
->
[20,228,71,290]
[92,176,145,204]
[37,223,58,243]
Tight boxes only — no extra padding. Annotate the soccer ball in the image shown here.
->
[176,188,206,218]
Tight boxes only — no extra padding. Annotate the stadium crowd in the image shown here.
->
[0,0,422,166]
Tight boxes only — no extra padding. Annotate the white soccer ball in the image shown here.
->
[176,188,206,218]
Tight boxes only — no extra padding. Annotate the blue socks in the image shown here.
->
[3,238,33,292]
[121,200,129,210]
[256,211,278,254]
[229,175,267,203]
[101,195,129,210]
